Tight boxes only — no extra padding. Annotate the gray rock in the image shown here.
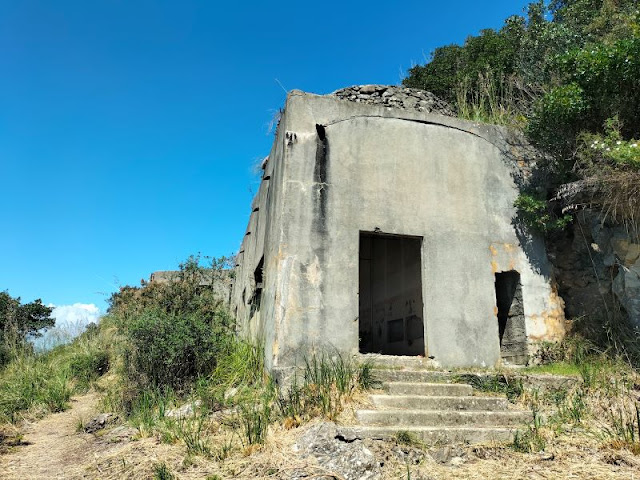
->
[613,262,640,328]
[392,445,426,465]
[294,422,381,480]
[224,387,239,401]
[84,413,117,433]
[330,85,455,116]
[429,445,467,465]
[165,400,202,419]
[103,425,137,442]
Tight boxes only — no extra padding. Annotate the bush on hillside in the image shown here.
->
[122,309,231,392]
[109,255,235,398]
[108,255,232,320]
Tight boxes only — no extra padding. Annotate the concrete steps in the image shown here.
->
[372,369,455,384]
[370,394,510,411]
[356,409,530,427]
[384,382,472,396]
[343,365,531,445]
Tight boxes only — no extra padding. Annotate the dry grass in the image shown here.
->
[44,421,640,479]
[594,172,640,242]
[2,388,640,480]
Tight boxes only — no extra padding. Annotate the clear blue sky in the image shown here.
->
[0,0,531,313]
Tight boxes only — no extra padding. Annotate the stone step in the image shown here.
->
[373,369,455,384]
[370,394,510,411]
[355,409,531,427]
[340,425,517,445]
[359,354,440,371]
[384,382,472,396]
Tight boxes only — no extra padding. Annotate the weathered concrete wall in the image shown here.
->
[149,269,232,304]
[231,89,565,373]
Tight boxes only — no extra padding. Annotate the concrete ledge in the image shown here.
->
[355,409,531,427]
[370,395,510,411]
[384,382,473,396]
[372,368,581,392]
[340,426,517,445]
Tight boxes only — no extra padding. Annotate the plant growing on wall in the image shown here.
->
[515,193,573,234]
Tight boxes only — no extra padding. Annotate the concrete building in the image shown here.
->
[231,86,566,378]
[149,269,232,304]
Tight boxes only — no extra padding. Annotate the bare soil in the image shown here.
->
[1,393,101,479]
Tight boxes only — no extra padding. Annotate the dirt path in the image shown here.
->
[0,393,101,479]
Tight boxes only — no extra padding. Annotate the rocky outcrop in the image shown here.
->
[331,85,455,116]
[293,422,381,480]
[611,239,640,327]
[548,208,640,328]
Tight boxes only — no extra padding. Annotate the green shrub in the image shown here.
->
[122,309,227,392]
[153,462,176,480]
[110,255,235,397]
[514,193,573,234]
[527,83,589,159]
[578,117,640,172]
[108,254,233,323]
[69,350,109,386]
[559,35,640,138]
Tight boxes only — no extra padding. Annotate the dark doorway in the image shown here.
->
[359,232,425,355]
[250,256,264,318]
[494,271,528,364]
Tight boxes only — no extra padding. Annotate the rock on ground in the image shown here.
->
[293,422,382,480]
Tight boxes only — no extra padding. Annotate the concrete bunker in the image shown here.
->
[358,232,424,356]
[230,87,567,375]
[494,270,528,364]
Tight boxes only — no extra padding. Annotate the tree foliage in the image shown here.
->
[0,291,55,367]
[404,0,640,227]
[404,0,639,158]
[0,291,54,339]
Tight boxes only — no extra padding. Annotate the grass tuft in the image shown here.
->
[152,462,176,480]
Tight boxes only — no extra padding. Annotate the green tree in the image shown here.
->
[403,0,640,228]
[0,291,54,338]
[0,291,55,366]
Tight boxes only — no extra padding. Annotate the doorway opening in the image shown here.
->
[359,232,425,355]
[494,271,528,364]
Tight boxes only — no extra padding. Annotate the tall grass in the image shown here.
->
[276,353,374,423]
[0,322,112,424]
[453,373,524,402]
[512,333,640,453]
[0,355,71,422]
[152,462,176,480]
[455,72,528,128]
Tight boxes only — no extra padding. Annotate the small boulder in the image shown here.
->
[165,400,202,419]
[294,422,381,480]
[84,413,117,433]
